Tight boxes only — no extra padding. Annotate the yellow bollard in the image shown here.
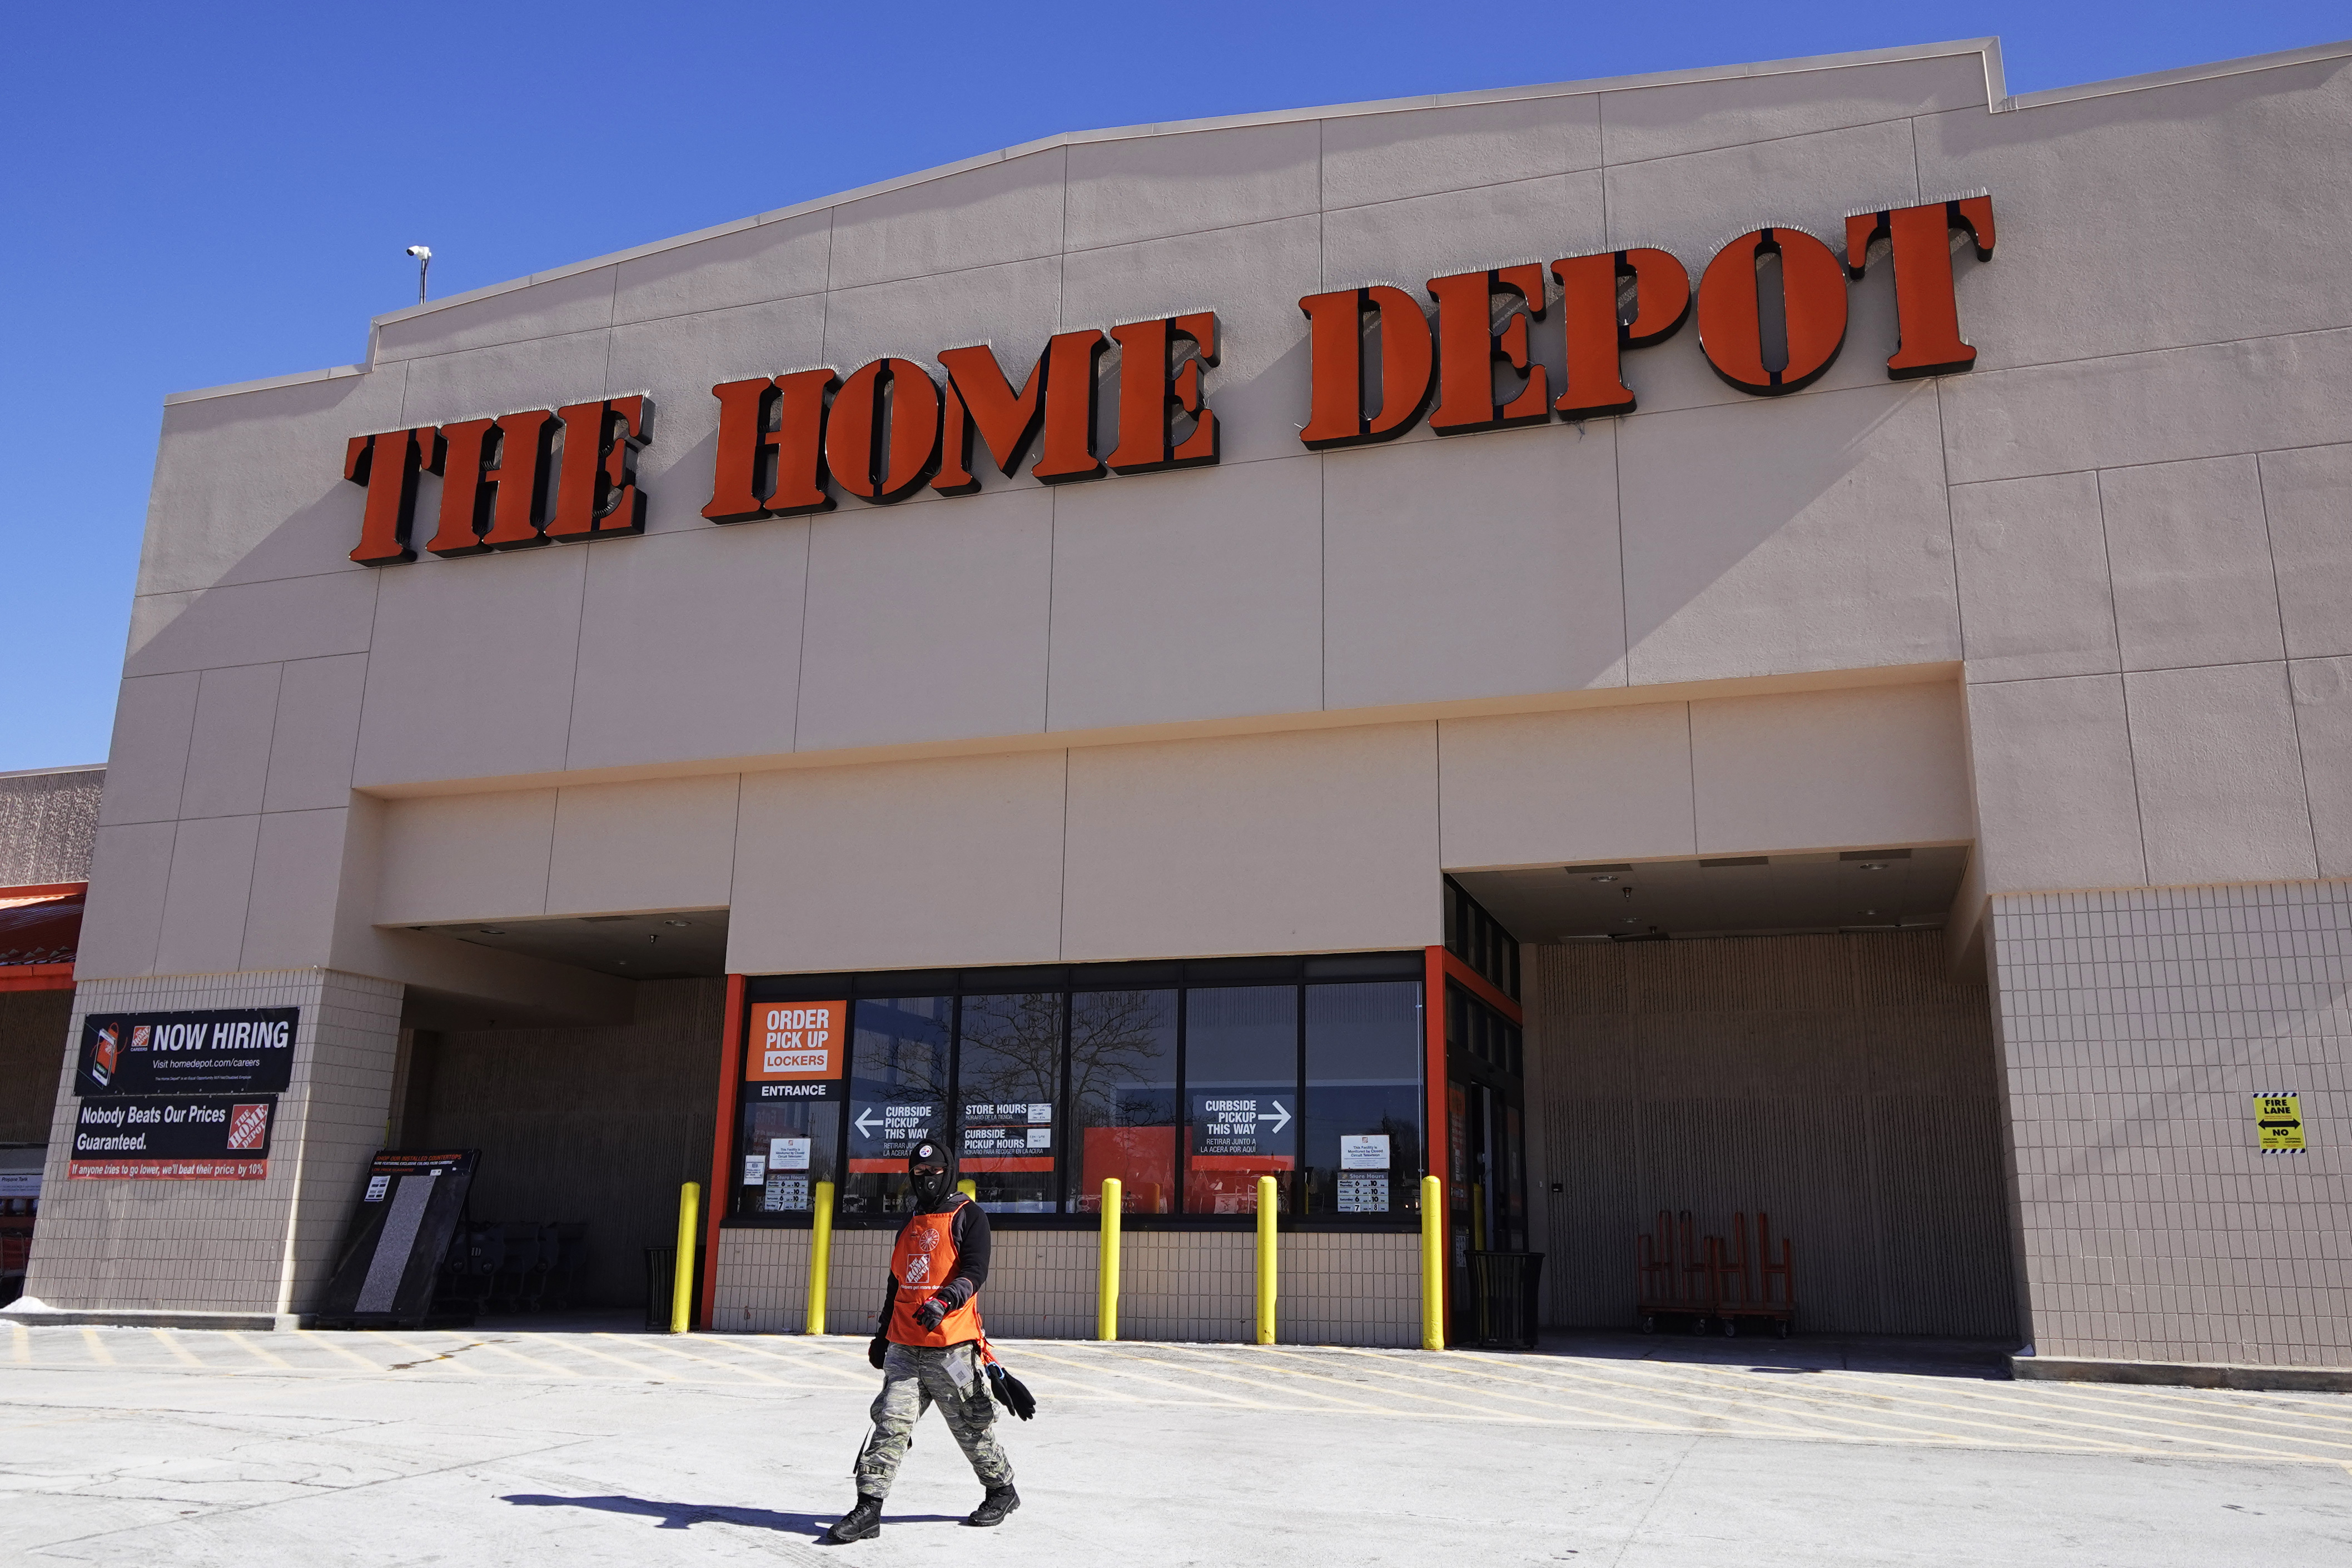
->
[805,1179,835,1336]
[1420,1174,1445,1351]
[1098,1178,1122,1341]
[1255,1174,1278,1345]
[956,1177,977,1201]
[670,1182,700,1333]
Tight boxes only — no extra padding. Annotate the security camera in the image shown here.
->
[406,245,432,260]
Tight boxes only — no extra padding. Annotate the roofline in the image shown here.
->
[160,33,2352,407]
[0,764,106,780]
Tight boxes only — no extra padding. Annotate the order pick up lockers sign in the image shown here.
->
[342,195,1993,564]
[68,1008,296,1181]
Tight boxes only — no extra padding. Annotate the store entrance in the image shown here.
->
[1440,924,1530,1345]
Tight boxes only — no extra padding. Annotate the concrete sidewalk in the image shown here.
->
[4,1322,2349,1565]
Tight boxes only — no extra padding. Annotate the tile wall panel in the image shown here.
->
[1991,880,2351,1367]
[24,969,404,1314]
[708,1227,1420,1347]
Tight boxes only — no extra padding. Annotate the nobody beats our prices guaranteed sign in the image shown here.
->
[341,193,1995,563]
[69,1097,275,1181]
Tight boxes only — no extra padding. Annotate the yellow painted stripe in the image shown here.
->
[703,1336,874,1387]
[464,1339,584,1378]
[224,1331,292,1369]
[150,1328,205,1368]
[77,1326,115,1366]
[296,1332,395,1373]
[8,1321,28,1364]
[595,1333,785,1383]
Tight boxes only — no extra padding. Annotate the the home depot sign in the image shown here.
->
[344,195,1993,564]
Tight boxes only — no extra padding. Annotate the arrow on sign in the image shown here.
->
[1259,1102,1292,1134]
[854,1108,881,1138]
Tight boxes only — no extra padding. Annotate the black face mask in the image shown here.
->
[908,1141,954,1205]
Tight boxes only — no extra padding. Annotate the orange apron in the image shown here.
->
[887,1196,985,1347]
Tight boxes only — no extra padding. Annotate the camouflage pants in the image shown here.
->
[854,1341,1014,1498]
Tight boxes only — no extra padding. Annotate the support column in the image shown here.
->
[24,968,404,1321]
[1990,880,2350,1372]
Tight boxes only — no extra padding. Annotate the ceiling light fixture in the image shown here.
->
[1856,861,1890,872]
[1589,874,1618,884]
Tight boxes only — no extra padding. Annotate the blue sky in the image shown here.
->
[2,3,2340,770]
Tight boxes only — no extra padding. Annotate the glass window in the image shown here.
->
[1068,989,1178,1214]
[734,1093,840,1218]
[842,997,951,1218]
[1301,981,1424,1218]
[954,993,1063,1215]
[1182,985,1297,1214]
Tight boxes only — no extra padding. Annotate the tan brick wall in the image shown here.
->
[415,978,723,1308]
[1993,882,2351,1367]
[715,1225,1421,1346]
[24,968,404,1313]
[1529,930,2017,1338]
[1,989,73,1144]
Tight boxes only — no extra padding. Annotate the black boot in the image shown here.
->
[965,1485,1020,1527]
[822,1495,884,1544]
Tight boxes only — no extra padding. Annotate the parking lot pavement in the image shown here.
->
[5,1321,2350,1565]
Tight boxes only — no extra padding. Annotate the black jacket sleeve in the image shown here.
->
[934,1202,991,1310]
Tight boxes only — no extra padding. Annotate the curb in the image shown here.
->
[2012,1355,2352,1394]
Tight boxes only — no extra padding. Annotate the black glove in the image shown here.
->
[987,1361,1037,1421]
[914,1297,949,1331]
[868,1336,888,1370]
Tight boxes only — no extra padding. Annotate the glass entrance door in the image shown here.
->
[1447,1068,1528,1338]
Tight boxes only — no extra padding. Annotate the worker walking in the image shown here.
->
[822,1139,1018,1544]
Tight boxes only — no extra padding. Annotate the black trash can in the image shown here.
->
[1467,1251,1544,1349]
[643,1244,707,1330]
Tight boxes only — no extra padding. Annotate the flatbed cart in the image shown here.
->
[1635,1209,1714,1335]
[1703,1211,1796,1338]
[1636,1208,1798,1337]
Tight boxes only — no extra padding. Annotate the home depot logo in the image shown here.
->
[226,1103,270,1151]
[344,195,1992,563]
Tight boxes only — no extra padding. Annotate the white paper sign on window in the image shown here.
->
[1340,1134,1391,1170]
[769,1137,812,1172]
[743,1154,767,1184]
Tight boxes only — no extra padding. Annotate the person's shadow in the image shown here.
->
[499,1494,964,1537]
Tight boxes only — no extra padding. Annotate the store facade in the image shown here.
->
[14,37,2351,1374]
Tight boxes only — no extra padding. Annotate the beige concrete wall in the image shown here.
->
[1529,930,2017,1338]
[717,1226,1421,1346]
[24,969,403,1313]
[1438,683,1972,869]
[1992,882,2351,1367]
[84,42,2352,992]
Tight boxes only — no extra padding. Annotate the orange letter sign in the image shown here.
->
[1846,195,1996,380]
[1695,228,1849,396]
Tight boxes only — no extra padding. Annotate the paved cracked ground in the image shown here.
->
[4,1321,2350,1566]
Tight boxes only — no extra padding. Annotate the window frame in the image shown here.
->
[727,955,1428,1233]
